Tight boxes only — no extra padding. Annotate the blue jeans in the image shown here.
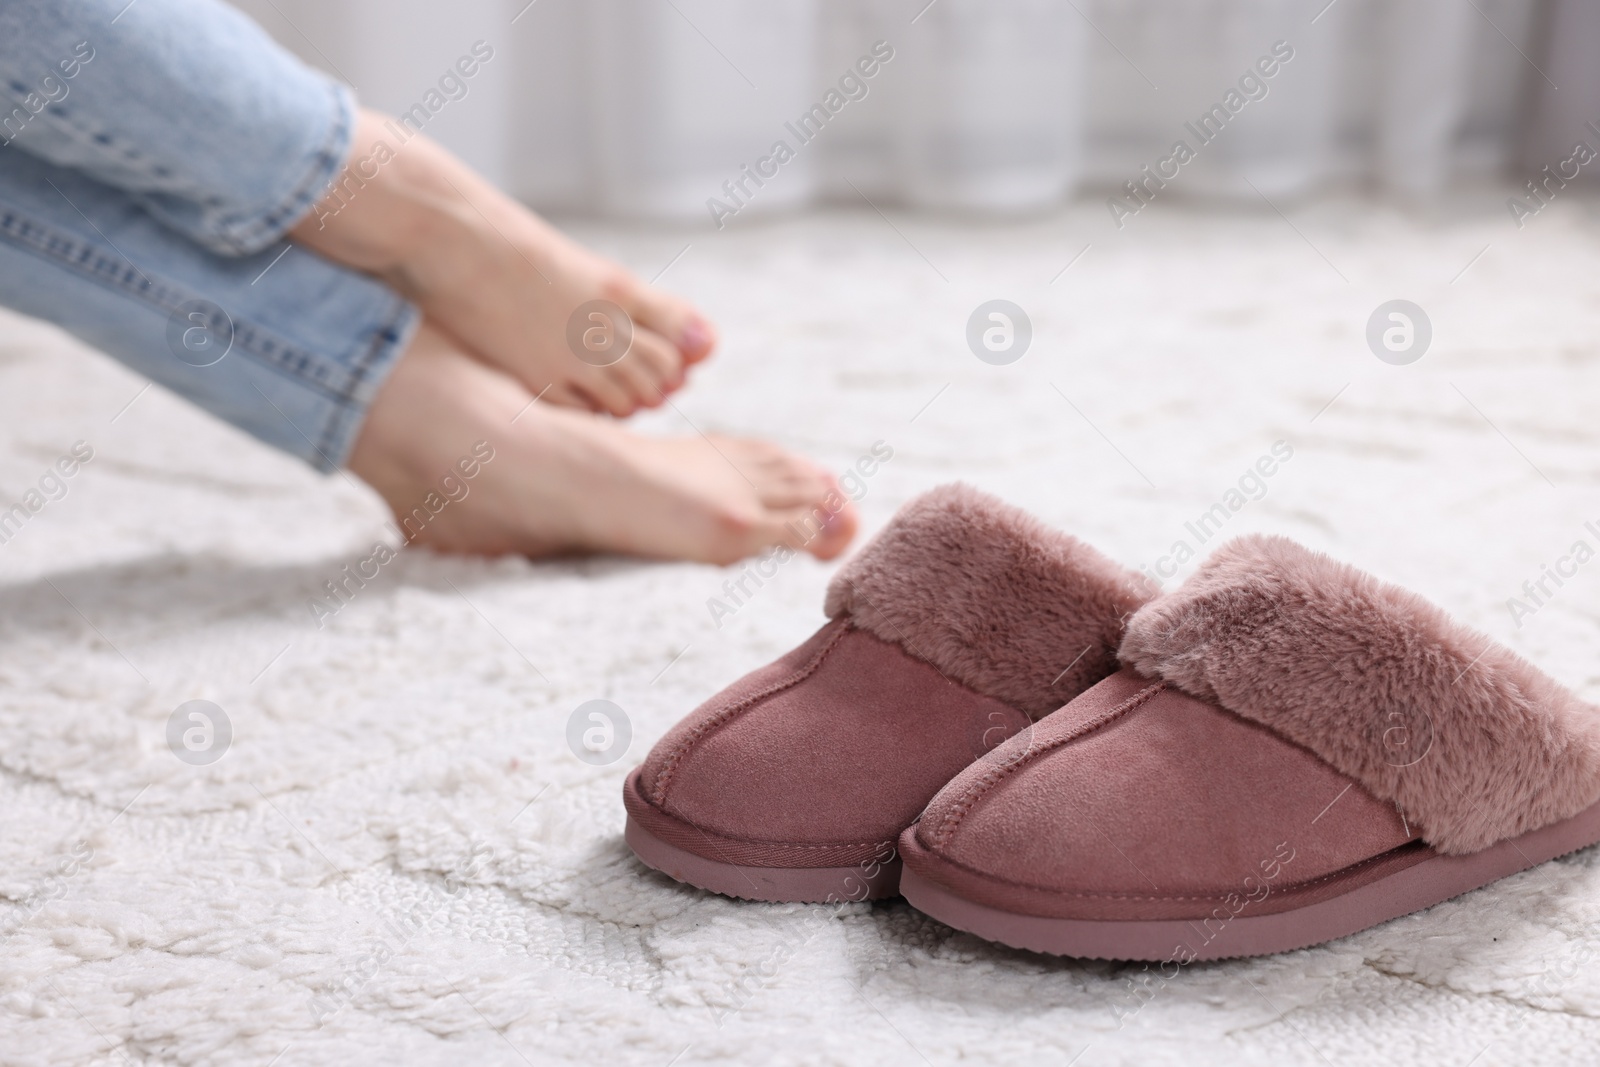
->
[0,0,416,470]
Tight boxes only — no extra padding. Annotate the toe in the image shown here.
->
[612,329,682,406]
[571,372,639,418]
[765,495,857,561]
[692,454,858,563]
[757,464,835,511]
[613,272,717,365]
[540,382,591,411]
[721,444,859,560]
[807,499,858,559]
[721,439,836,511]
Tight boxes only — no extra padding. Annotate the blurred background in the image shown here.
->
[225,0,1594,222]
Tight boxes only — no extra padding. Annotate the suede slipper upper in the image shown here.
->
[899,534,1600,960]
[623,483,1152,903]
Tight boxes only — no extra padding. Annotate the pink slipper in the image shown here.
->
[900,534,1600,960]
[623,484,1151,903]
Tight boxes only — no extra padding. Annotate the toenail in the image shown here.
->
[680,317,711,354]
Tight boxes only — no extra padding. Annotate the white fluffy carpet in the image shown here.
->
[3,196,1600,1066]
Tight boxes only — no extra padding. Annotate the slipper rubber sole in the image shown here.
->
[623,769,901,903]
[625,816,901,903]
[898,797,1600,961]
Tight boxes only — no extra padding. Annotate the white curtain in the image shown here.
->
[229,0,1555,222]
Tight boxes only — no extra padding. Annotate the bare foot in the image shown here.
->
[346,323,857,564]
[292,108,715,418]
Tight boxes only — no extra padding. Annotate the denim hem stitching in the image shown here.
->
[0,200,367,405]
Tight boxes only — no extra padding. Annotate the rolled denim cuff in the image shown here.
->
[0,0,356,256]
[0,149,416,472]
[148,79,356,258]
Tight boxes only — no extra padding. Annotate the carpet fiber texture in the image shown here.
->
[1,199,1599,1065]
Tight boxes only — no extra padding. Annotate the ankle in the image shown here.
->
[289,110,474,282]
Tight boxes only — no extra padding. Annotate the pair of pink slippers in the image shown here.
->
[623,485,1600,961]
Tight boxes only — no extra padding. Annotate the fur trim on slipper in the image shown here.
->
[1120,534,1600,854]
[824,483,1153,719]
